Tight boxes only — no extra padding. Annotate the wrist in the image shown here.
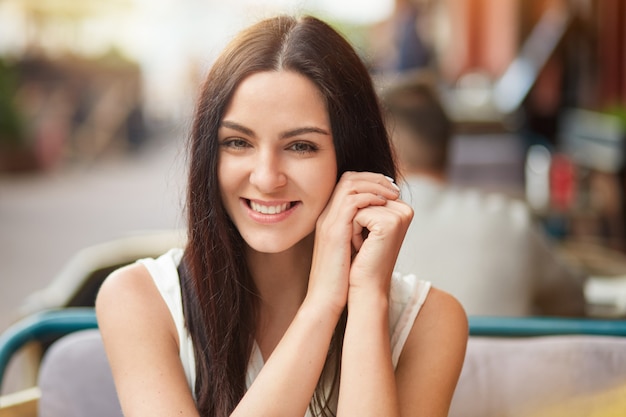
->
[347,287,389,314]
[300,294,345,324]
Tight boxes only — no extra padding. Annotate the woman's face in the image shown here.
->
[217,70,338,254]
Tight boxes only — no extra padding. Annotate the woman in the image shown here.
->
[96,15,467,417]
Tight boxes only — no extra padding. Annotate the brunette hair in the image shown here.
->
[181,15,396,416]
[381,73,453,173]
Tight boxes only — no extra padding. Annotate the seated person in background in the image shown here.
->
[381,73,587,317]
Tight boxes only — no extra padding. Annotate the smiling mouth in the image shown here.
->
[248,200,296,215]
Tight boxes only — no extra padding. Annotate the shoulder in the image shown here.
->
[96,262,178,348]
[439,188,534,236]
[398,286,468,376]
[96,263,157,314]
[394,287,468,415]
[98,262,151,294]
[96,262,198,416]
[95,261,198,414]
[447,187,528,214]
[414,287,468,336]
[96,248,183,323]
[404,178,530,221]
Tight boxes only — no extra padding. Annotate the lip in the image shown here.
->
[241,198,300,224]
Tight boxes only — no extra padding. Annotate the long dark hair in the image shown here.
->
[181,15,397,417]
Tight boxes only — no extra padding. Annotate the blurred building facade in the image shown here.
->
[375,0,626,261]
[0,0,625,261]
[0,0,147,171]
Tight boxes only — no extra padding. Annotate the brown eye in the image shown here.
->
[288,142,318,154]
[221,138,250,149]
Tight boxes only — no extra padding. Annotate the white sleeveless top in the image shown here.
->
[139,248,431,413]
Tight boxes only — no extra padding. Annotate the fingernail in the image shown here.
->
[384,175,400,191]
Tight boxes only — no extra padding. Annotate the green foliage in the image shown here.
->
[0,57,24,145]
[604,105,626,132]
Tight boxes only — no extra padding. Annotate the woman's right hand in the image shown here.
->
[306,171,400,315]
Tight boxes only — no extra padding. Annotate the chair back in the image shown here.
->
[449,317,626,417]
[37,329,122,417]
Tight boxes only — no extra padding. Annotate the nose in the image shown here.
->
[249,149,287,192]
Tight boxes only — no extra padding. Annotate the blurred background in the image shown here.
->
[1,0,626,333]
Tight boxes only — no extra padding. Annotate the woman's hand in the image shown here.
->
[335,180,414,417]
[349,190,414,297]
[306,171,401,314]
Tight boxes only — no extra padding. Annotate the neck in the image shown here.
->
[245,235,314,359]
[245,234,313,307]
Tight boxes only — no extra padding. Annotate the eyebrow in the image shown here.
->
[221,120,330,139]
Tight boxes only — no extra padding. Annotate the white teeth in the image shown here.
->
[250,201,290,214]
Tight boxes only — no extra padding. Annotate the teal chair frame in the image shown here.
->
[1,309,626,392]
[0,308,98,390]
[469,315,626,337]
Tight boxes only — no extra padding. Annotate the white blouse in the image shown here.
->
[139,248,431,414]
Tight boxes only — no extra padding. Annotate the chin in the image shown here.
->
[243,234,292,252]
[246,242,295,254]
[244,232,314,255]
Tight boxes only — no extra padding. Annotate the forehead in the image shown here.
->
[222,70,329,129]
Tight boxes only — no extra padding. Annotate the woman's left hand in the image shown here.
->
[348,197,413,295]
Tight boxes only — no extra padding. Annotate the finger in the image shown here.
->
[380,199,414,220]
[352,202,413,239]
[351,213,374,252]
[338,172,400,200]
[322,192,389,225]
[351,221,364,252]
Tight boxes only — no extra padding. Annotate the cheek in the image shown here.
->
[315,164,338,207]
[217,161,238,209]
[217,157,239,190]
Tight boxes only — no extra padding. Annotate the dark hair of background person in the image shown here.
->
[382,76,454,174]
[180,15,397,417]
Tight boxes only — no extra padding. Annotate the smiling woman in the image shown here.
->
[95,14,468,417]
[218,71,337,253]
